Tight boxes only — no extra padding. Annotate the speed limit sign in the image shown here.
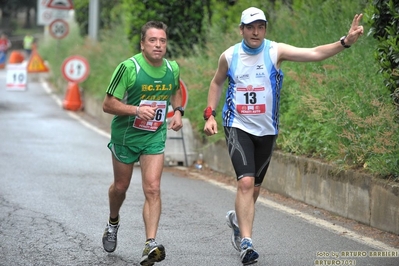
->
[49,19,69,39]
[6,64,27,91]
[61,55,90,83]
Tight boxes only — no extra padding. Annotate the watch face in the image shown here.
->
[340,36,350,48]
[175,107,184,116]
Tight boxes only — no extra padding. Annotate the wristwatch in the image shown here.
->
[340,36,351,48]
[203,106,216,120]
[174,106,184,116]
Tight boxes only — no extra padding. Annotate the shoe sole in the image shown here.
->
[241,249,259,265]
[226,211,241,251]
[243,261,258,265]
[102,244,116,253]
[140,246,166,265]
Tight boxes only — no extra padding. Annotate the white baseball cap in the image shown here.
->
[240,7,267,25]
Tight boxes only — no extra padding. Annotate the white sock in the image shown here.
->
[241,237,252,243]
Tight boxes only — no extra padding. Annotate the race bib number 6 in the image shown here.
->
[133,100,167,131]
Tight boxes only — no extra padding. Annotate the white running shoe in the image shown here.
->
[226,210,241,251]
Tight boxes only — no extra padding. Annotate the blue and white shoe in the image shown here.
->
[226,210,241,251]
[240,238,259,265]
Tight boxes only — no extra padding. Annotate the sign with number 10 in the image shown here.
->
[6,64,27,91]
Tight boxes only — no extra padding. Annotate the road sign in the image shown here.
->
[49,19,69,39]
[27,49,49,73]
[37,0,69,25]
[46,0,74,10]
[61,55,90,83]
[167,79,188,118]
[6,63,28,91]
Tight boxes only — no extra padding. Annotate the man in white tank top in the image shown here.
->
[203,6,364,265]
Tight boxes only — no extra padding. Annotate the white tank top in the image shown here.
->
[222,40,284,136]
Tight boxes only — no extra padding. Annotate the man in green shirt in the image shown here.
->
[102,21,184,266]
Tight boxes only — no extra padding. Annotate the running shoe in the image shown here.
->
[140,239,166,266]
[102,223,119,253]
[226,210,241,251]
[240,238,259,265]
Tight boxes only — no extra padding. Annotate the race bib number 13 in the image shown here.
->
[235,84,266,115]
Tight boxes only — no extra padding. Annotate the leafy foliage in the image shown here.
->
[365,0,399,116]
[0,0,38,34]
[121,0,210,57]
[74,0,121,37]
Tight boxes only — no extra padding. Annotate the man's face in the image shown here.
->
[141,28,167,65]
[240,21,266,49]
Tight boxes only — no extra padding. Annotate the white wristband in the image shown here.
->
[136,106,140,117]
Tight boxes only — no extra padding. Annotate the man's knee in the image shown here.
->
[143,181,161,198]
[237,176,255,192]
[111,180,130,194]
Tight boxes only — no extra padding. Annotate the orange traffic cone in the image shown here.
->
[63,82,83,111]
[8,51,25,64]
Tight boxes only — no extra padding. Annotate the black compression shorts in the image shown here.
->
[224,127,277,186]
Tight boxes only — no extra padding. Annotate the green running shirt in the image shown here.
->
[105,53,180,146]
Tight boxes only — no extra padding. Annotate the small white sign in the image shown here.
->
[6,64,28,91]
[37,0,69,25]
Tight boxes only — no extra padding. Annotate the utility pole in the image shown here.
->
[88,0,100,42]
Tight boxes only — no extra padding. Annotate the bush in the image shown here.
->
[364,0,399,117]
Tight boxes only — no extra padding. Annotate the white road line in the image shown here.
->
[68,111,110,138]
[41,79,110,138]
[191,173,399,253]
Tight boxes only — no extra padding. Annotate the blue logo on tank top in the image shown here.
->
[256,72,265,78]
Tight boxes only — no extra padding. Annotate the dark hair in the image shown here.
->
[141,21,168,42]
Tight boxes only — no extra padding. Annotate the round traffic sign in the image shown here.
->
[167,79,188,118]
[61,55,90,83]
[49,19,69,39]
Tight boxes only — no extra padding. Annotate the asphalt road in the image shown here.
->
[0,69,398,266]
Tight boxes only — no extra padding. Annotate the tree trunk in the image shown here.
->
[24,7,32,28]
[0,7,13,35]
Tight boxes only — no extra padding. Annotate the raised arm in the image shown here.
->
[277,14,364,66]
